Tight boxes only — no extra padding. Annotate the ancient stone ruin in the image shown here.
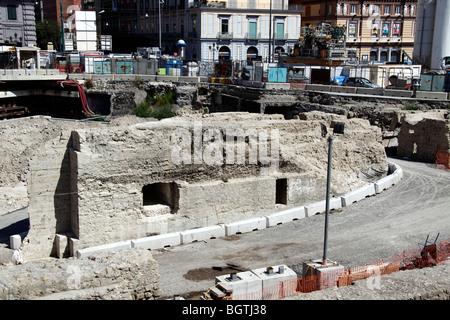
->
[22,112,387,260]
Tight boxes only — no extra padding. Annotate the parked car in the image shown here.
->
[341,77,380,88]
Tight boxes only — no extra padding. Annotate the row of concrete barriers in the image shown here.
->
[304,83,450,100]
[74,162,403,259]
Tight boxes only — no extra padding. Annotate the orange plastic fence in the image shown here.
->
[230,239,450,300]
[436,149,450,170]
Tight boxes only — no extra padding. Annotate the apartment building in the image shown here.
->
[0,0,36,47]
[97,0,302,61]
[292,0,417,63]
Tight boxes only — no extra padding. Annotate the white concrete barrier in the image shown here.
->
[265,207,306,227]
[415,91,448,100]
[305,198,342,216]
[225,217,267,236]
[375,172,400,194]
[76,240,132,258]
[131,233,181,250]
[180,225,226,244]
[341,183,376,207]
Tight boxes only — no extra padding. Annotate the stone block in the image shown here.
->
[10,235,21,250]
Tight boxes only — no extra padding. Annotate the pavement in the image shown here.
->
[150,157,450,298]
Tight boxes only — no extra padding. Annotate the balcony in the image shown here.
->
[245,32,261,40]
[217,32,233,40]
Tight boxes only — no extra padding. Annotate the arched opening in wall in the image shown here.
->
[218,46,231,61]
[274,46,285,62]
[142,182,179,212]
[246,46,259,64]
[276,178,287,205]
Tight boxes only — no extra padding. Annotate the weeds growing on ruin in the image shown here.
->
[133,91,176,120]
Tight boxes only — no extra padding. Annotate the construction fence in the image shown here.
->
[436,148,450,170]
[229,238,450,300]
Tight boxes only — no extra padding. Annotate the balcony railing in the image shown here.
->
[245,32,261,40]
[217,32,233,40]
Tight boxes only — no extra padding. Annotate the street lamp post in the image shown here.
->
[322,122,345,266]
[159,0,163,53]
[269,0,272,63]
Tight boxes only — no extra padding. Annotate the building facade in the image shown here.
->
[0,0,36,47]
[97,0,302,62]
[292,0,418,63]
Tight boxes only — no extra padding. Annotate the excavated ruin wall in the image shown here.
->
[23,112,387,259]
[397,111,450,162]
[0,248,161,300]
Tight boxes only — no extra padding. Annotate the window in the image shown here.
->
[221,18,229,34]
[248,21,257,38]
[382,22,390,37]
[347,49,357,60]
[7,5,17,20]
[370,50,377,61]
[384,5,391,16]
[276,22,285,39]
[380,51,388,63]
[350,4,357,15]
[392,23,401,37]
[371,22,379,37]
[395,5,402,15]
[348,22,358,37]
[371,5,380,15]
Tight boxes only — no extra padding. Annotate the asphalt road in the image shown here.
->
[151,157,450,298]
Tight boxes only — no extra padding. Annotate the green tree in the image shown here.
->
[36,20,61,50]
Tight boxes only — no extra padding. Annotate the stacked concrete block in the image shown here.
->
[215,271,263,300]
[303,259,345,290]
[252,265,298,299]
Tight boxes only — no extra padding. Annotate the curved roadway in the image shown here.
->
[152,157,450,298]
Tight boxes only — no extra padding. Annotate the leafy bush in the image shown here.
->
[133,91,176,120]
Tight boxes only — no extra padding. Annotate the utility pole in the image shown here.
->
[268,0,272,63]
[60,2,65,53]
